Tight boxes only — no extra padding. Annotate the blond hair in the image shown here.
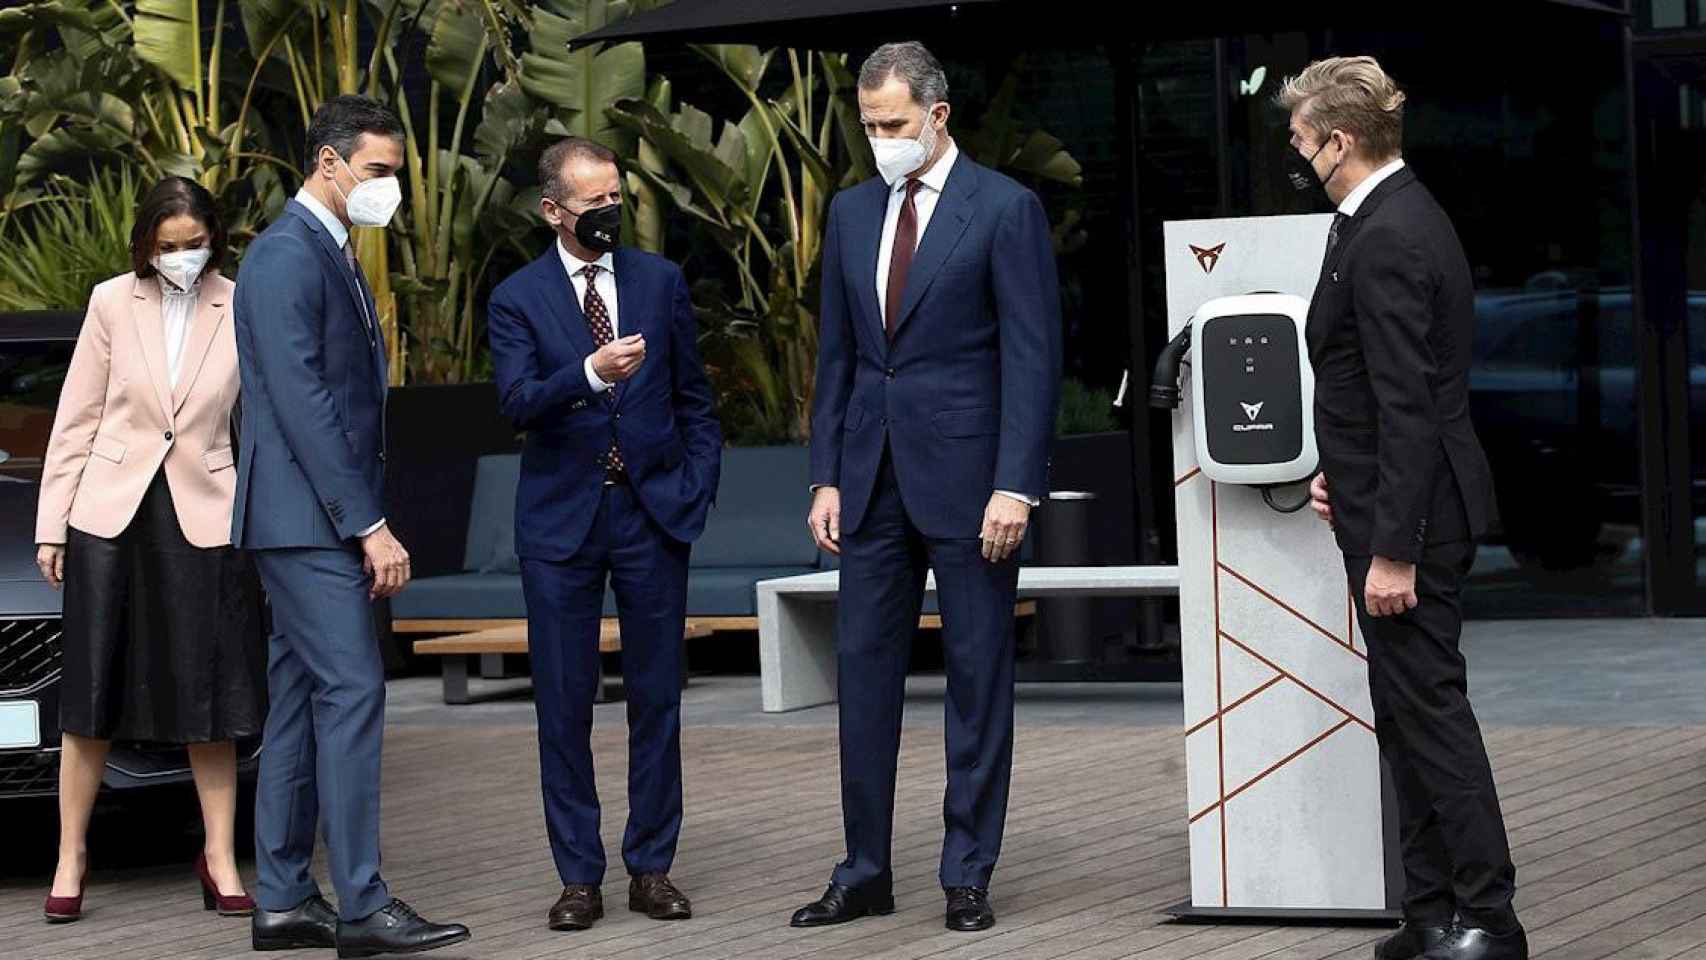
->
[1276,56,1406,162]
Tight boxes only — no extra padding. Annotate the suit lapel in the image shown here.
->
[171,279,228,413]
[348,259,388,385]
[611,249,644,408]
[854,180,889,343]
[130,277,174,421]
[892,158,978,337]
[288,202,371,332]
[537,249,600,365]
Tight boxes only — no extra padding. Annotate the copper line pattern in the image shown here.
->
[1217,562,1369,662]
[1184,674,1287,738]
[1188,718,1357,823]
[1211,481,1228,907]
[1174,466,1202,487]
[1219,630,1376,733]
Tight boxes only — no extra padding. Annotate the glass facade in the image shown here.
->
[925,1,1702,623]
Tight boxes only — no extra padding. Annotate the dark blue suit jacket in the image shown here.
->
[487,246,722,560]
[232,200,388,549]
[810,157,1062,539]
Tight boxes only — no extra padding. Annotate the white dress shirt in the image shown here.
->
[291,188,386,539]
[556,240,621,392]
[158,276,196,388]
[855,139,1035,509]
[1338,157,1406,217]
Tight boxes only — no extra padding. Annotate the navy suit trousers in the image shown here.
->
[833,451,1019,892]
[521,483,690,885]
[252,546,390,921]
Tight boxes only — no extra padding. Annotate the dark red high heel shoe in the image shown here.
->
[196,853,255,917]
[43,879,85,924]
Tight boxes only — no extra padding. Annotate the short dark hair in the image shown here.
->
[538,137,620,203]
[304,94,405,171]
[131,176,226,282]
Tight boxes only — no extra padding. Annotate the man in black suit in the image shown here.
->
[1281,58,1525,960]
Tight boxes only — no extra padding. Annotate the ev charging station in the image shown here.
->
[1157,214,1401,920]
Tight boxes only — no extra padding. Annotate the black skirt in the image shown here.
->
[59,470,267,743]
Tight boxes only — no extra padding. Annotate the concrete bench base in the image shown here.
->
[755,566,1182,713]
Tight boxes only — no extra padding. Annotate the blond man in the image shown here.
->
[1281,58,1524,960]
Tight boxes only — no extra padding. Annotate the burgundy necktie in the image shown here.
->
[578,264,626,477]
[884,178,925,339]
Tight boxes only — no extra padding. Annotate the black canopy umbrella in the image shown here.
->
[571,0,1626,50]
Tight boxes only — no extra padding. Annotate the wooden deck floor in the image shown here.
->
[6,721,1706,959]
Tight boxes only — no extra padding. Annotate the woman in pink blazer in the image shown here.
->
[34,177,265,923]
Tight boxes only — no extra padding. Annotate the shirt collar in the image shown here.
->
[896,138,960,196]
[294,188,349,249]
[557,239,616,278]
[1338,157,1406,217]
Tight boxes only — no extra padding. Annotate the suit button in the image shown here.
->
[379,452,386,463]
[163,430,173,441]
[614,413,622,420]
[880,417,889,426]
[885,368,896,380]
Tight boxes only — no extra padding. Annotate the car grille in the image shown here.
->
[0,749,58,797]
[0,618,63,694]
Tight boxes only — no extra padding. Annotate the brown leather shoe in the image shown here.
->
[629,873,692,920]
[547,885,603,931]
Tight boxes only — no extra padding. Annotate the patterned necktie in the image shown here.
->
[579,264,625,477]
[1326,212,1350,257]
[884,178,925,339]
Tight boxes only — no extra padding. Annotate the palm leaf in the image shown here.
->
[134,0,200,91]
[519,7,645,149]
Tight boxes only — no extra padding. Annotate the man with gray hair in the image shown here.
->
[1283,57,1521,960]
[794,40,1061,934]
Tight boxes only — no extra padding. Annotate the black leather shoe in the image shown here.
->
[1421,925,1529,960]
[1376,921,1454,959]
[789,882,895,927]
[335,899,470,958]
[252,895,338,951]
[945,887,995,932]
[549,885,604,931]
[629,873,691,920]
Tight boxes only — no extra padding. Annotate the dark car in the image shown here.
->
[1469,286,1706,569]
[0,311,258,799]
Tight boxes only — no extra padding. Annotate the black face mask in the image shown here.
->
[573,202,621,253]
[1284,135,1343,195]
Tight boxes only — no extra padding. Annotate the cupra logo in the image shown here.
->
[1240,401,1264,422]
[1190,243,1226,274]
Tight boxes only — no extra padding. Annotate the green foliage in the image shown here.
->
[1056,378,1118,437]
[0,166,139,312]
[0,1,1084,419]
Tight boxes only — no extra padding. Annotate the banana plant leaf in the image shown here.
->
[133,0,200,92]
[520,6,646,149]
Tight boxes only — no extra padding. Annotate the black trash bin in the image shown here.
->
[1032,490,1098,664]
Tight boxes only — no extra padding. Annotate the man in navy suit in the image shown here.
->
[234,95,469,956]
[486,137,722,933]
[791,41,1062,934]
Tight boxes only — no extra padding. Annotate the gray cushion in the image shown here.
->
[695,446,818,568]
[391,573,527,620]
[462,454,522,573]
[391,566,819,622]
[681,566,817,617]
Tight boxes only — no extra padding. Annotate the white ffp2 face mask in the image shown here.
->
[868,106,944,185]
[330,151,403,227]
[152,247,211,291]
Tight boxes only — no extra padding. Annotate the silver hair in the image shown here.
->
[858,41,950,106]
